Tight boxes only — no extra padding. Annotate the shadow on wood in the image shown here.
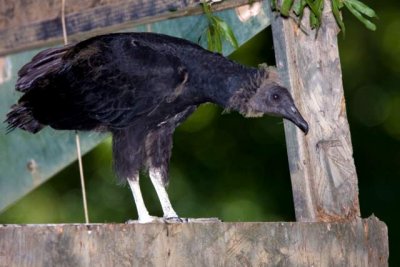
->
[0,216,388,266]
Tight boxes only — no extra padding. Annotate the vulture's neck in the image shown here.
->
[195,63,265,113]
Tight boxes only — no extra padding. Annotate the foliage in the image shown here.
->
[271,0,377,34]
[200,1,239,53]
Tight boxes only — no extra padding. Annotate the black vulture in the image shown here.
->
[6,32,308,223]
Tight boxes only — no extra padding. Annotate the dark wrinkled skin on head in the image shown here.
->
[247,84,308,134]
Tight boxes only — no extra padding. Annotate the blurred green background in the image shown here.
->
[1,0,399,265]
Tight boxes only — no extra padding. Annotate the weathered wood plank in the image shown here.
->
[269,1,360,221]
[0,216,388,266]
[0,0,259,56]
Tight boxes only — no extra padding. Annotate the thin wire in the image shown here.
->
[61,0,68,46]
[61,0,90,224]
[75,133,89,224]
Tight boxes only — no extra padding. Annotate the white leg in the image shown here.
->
[149,168,179,218]
[128,175,154,223]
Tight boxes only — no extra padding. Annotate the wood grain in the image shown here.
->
[0,0,259,56]
[269,1,360,222]
[0,216,388,267]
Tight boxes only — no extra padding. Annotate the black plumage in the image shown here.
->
[5,32,308,222]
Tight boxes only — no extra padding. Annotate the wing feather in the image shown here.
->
[67,36,189,129]
[15,34,190,131]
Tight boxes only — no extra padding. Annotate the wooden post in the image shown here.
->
[270,1,360,222]
[0,217,388,266]
[0,0,257,56]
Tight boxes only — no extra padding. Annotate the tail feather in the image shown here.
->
[5,103,43,133]
[6,44,74,133]
[16,45,72,92]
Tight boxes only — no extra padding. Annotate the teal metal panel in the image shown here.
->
[0,2,271,212]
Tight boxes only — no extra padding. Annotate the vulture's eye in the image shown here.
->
[272,94,280,101]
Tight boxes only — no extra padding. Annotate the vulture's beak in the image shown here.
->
[284,106,309,134]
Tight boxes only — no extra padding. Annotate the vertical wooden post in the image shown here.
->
[270,1,360,222]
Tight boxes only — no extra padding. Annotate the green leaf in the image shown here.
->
[271,0,377,34]
[280,0,295,17]
[305,0,320,17]
[316,0,324,13]
[332,0,346,35]
[201,2,240,53]
[214,27,224,53]
[212,16,239,49]
[345,0,377,18]
[201,2,213,20]
[310,11,320,29]
[293,0,301,14]
[344,1,376,30]
[206,20,224,53]
[293,0,307,18]
[271,0,277,10]
[206,27,213,51]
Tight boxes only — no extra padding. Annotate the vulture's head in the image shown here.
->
[226,65,308,134]
[246,83,309,134]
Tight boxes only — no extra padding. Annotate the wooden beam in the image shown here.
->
[269,2,360,222]
[0,0,258,56]
[0,217,388,266]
